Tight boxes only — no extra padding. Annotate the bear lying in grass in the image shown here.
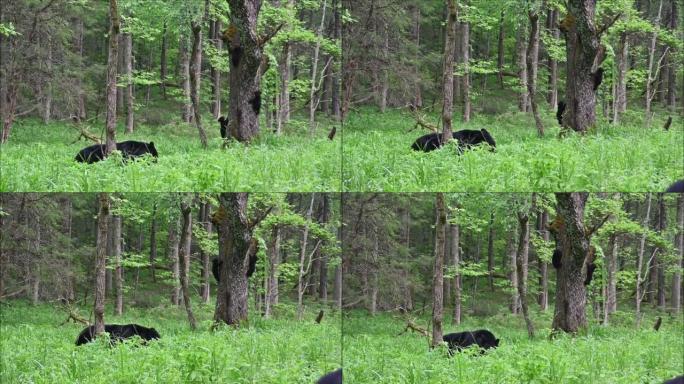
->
[442,329,499,355]
[411,129,496,153]
[75,141,158,164]
[75,324,160,346]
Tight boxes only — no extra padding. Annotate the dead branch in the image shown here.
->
[397,320,429,338]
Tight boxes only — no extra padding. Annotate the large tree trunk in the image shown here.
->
[105,0,120,155]
[516,210,534,338]
[636,193,652,327]
[213,193,258,326]
[180,34,193,123]
[94,193,110,336]
[431,193,446,347]
[276,1,294,135]
[613,30,629,124]
[200,203,213,304]
[168,217,180,306]
[527,11,544,136]
[460,11,471,122]
[123,33,134,134]
[561,0,607,132]
[547,8,559,106]
[179,201,197,330]
[225,0,265,142]
[211,20,223,118]
[319,194,331,301]
[297,195,316,320]
[538,209,549,310]
[497,11,505,89]
[112,215,123,316]
[645,0,664,127]
[509,230,519,313]
[308,0,329,136]
[190,16,208,149]
[264,223,280,318]
[516,23,529,112]
[604,232,619,325]
[451,223,461,325]
[656,193,666,308]
[552,193,590,333]
[672,194,684,313]
[441,0,458,141]
[487,212,495,291]
[150,203,158,281]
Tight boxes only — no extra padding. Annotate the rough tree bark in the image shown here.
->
[451,222,461,325]
[264,222,280,318]
[635,193,652,327]
[560,0,610,132]
[516,23,529,112]
[112,215,123,316]
[211,20,223,118]
[94,193,110,336]
[613,29,628,124]
[105,0,120,155]
[200,203,212,304]
[168,217,180,306]
[213,193,262,326]
[547,8,559,106]
[123,33,134,133]
[442,0,458,142]
[190,5,208,148]
[431,193,446,347]
[538,209,549,310]
[179,200,197,330]
[509,229,519,314]
[224,0,267,142]
[552,193,590,333]
[179,34,193,123]
[516,209,535,338]
[527,10,544,136]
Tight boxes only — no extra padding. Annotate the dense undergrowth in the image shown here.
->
[343,104,683,192]
[0,301,341,383]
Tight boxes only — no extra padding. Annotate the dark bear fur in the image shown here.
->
[249,91,262,115]
[443,329,499,355]
[75,141,158,164]
[584,263,597,286]
[663,376,684,384]
[75,324,160,346]
[411,129,496,153]
[218,116,229,139]
[557,101,566,126]
[666,180,684,193]
[229,46,243,68]
[592,68,604,91]
[317,369,342,384]
[211,255,257,283]
[552,249,562,269]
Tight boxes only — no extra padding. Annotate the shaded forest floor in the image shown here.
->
[342,104,683,192]
[343,308,683,383]
[1,115,341,192]
[0,301,341,383]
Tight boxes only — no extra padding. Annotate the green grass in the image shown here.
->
[0,116,341,192]
[343,309,684,384]
[0,301,340,383]
[342,106,683,192]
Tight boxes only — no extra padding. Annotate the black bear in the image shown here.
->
[411,129,496,153]
[75,324,160,346]
[211,255,257,283]
[557,101,566,126]
[663,376,684,384]
[584,263,597,285]
[552,249,562,269]
[75,141,158,164]
[592,67,604,91]
[317,369,342,384]
[218,116,229,139]
[442,329,499,355]
[666,180,684,193]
